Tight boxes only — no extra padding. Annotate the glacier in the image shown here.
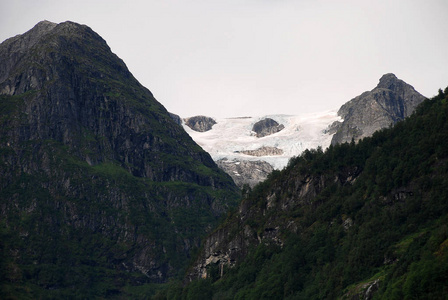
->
[183,110,341,170]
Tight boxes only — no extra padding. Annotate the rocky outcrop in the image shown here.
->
[0,20,239,289]
[237,146,284,157]
[188,222,259,281]
[331,73,425,145]
[252,118,285,137]
[169,112,183,126]
[343,279,380,300]
[182,88,448,299]
[323,119,342,135]
[216,158,274,188]
[187,165,362,281]
[184,115,216,132]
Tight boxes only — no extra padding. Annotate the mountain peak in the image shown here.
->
[377,73,403,90]
[36,19,56,26]
[0,20,240,289]
[331,74,426,144]
[0,20,116,95]
[379,73,397,81]
[1,20,58,54]
[0,20,95,62]
[26,20,57,35]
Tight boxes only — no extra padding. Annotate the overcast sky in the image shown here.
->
[1,0,448,118]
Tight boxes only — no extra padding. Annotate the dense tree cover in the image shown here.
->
[157,87,448,299]
[0,155,240,299]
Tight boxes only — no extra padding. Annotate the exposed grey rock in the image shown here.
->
[216,158,274,188]
[343,278,380,300]
[169,112,182,126]
[343,217,353,230]
[331,73,426,145]
[0,20,58,86]
[237,146,284,157]
[323,120,342,135]
[364,279,380,300]
[187,165,362,281]
[252,118,285,137]
[184,115,216,132]
[188,223,258,281]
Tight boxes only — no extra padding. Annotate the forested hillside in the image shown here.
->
[158,87,448,299]
[0,21,240,299]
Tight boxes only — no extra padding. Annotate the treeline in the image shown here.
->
[155,86,448,299]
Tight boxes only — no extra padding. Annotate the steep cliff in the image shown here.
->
[0,21,239,297]
[331,73,425,144]
[187,160,360,281]
[215,158,274,188]
[169,112,183,126]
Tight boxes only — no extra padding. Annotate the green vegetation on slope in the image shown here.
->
[0,21,241,299]
[159,87,448,299]
[0,141,240,299]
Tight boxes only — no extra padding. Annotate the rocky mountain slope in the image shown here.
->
[215,158,274,188]
[184,74,425,187]
[183,112,339,187]
[331,73,426,144]
[0,20,239,298]
[176,88,448,300]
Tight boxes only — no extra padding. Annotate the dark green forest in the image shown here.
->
[155,87,448,299]
[3,20,446,300]
[2,83,447,299]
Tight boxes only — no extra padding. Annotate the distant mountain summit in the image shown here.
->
[331,73,426,144]
[183,74,426,187]
[0,20,239,296]
[182,87,448,300]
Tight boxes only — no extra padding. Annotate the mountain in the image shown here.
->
[183,74,425,188]
[171,88,448,299]
[183,112,339,187]
[0,20,239,298]
[331,73,426,144]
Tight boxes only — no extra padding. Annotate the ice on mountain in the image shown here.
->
[183,110,340,171]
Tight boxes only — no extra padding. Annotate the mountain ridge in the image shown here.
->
[331,73,426,144]
[182,74,426,187]
[0,20,239,297]
[173,87,448,300]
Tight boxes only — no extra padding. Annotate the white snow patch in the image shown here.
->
[183,110,341,170]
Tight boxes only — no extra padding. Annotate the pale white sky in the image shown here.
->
[1,0,447,118]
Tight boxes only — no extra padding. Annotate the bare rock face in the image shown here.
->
[252,118,285,137]
[169,112,183,126]
[237,146,284,157]
[331,73,425,145]
[184,115,216,132]
[216,158,274,188]
[187,165,362,281]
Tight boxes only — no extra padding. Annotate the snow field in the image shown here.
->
[183,110,341,170]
